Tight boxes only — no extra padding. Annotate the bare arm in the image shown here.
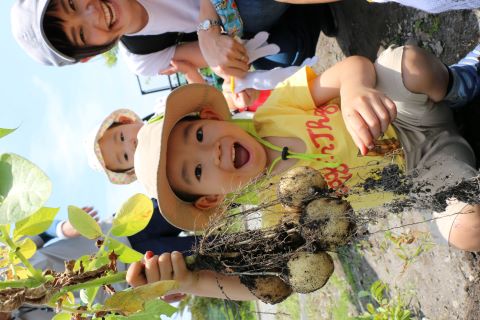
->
[308,56,397,155]
[127,252,257,301]
[197,0,249,78]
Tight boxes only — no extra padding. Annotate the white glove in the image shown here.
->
[231,56,318,93]
[242,32,280,63]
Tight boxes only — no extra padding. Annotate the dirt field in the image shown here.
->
[302,1,480,319]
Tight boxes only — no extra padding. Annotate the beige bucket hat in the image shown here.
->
[134,84,231,231]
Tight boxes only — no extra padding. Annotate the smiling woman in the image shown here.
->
[11,0,333,77]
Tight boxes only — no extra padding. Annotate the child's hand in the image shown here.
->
[160,60,205,84]
[340,85,397,155]
[126,251,197,295]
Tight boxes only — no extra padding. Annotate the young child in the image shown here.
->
[85,109,143,185]
[125,43,480,300]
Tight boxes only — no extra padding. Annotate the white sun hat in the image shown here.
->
[11,0,76,66]
[85,109,142,185]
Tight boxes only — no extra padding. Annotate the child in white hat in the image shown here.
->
[85,109,143,185]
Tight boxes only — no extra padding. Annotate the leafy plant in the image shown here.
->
[0,128,181,319]
[354,281,412,320]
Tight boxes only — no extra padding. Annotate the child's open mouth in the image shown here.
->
[232,143,250,169]
[101,0,117,28]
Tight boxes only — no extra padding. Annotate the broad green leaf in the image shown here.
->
[0,153,52,224]
[13,207,59,239]
[52,313,71,320]
[15,237,37,261]
[367,303,376,314]
[106,238,143,263]
[0,128,16,140]
[104,280,179,314]
[125,299,177,319]
[68,205,103,240]
[111,194,153,237]
[73,255,93,272]
[87,286,100,307]
[357,290,370,298]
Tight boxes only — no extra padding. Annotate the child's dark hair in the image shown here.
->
[43,0,117,61]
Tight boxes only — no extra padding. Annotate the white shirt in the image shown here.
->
[371,0,480,13]
[120,0,200,77]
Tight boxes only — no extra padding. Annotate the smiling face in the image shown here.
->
[50,0,147,48]
[166,118,268,199]
[99,121,143,172]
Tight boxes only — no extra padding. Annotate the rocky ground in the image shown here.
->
[258,1,480,319]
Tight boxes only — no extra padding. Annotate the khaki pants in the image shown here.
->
[374,46,477,245]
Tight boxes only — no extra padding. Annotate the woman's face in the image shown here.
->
[52,0,147,48]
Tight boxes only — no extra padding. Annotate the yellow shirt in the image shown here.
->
[252,67,405,224]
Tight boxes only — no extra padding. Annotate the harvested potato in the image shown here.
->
[240,275,293,304]
[286,251,334,293]
[277,166,327,208]
[300,198,355,248]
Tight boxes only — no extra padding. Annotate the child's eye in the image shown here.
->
[194,165,202,181]
[120,132,125,142]
[68,0,76,10]
[196,128,203,142]
[79,29,86,44]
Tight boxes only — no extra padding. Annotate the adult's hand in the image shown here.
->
[198,29,249,79]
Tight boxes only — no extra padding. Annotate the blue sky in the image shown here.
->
[1,1,171,222]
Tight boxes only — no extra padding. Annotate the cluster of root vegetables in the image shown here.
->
[187,166,357,304]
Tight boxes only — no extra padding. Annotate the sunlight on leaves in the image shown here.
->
[10,238,37,265]
[111,194,153,237]
[13,207,59,240]
[52,313,71,320]
[68,205,103,240]
[106,238,143,263]
[0,153,52,224]
[122,299,177,319]
[104,280,179,314]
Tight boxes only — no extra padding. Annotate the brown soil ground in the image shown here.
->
[309,1,480,319]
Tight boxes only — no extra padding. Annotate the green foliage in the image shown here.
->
[104,280,179,314]
[111,193,153,237]
[13,207,59,240]
[383,231,434,272]
[102,46,119,67]
[68,205,103,239]
[178,296,256,320]
[354,281,412,320]
[0,153,52,224]
[0,128,16,140]
[105,238,143,263]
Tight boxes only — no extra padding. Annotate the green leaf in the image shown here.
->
[68,205,103,239]
[125,299,177,319]
[357,290,370,298]
[13,207,59,239]
[104,280,179,314]
[0,128,16,140]
[106,238,143,263]
[14,237,37,262]
[52,313,71,320]
[0,153,52,224]
[367,303,376,314]
[111,194,153,237]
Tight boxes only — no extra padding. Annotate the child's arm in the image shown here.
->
[160,60,206,84]
[308,56,397,155]
[126,251,257,301]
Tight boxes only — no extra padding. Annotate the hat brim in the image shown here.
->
[137,84,231,231]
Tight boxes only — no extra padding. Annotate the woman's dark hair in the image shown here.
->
[43,0,118,61]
